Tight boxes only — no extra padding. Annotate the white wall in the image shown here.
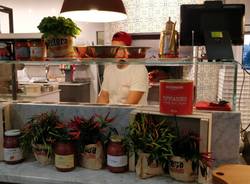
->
[0,0,104,44]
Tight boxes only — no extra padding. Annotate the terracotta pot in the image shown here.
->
[32,143,53,165]
[169,156,196,182]
[46,36,75,58]
[54,142,75,172]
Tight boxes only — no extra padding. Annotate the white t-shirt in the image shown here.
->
[101,64,149,105]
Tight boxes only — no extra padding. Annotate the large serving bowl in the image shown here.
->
[85,46,150,58]
[86,46,120,58]
[125,46,150,58]
[74,45,88,58]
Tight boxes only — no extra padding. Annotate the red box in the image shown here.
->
[160,80,193,115]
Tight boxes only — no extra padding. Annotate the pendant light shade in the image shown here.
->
[60,0,127,22]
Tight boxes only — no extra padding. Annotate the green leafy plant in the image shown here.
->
[20,111,61,157]
[68,112,117,152]
[37,16,81,38]
[124,114,175,167]
[171,130,213,177]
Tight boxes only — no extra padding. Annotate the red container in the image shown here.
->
[160,79,193,115]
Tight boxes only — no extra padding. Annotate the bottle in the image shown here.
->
[4,129,24,164]
[107,135,127,173]
[159,17,178,58]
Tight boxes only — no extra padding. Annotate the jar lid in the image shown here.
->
[5,129,21,136]
[110,135,123,142]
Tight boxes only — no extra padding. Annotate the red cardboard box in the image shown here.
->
[160,80,193,115]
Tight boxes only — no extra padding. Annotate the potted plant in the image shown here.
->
[20,111,60,165]
[69,112,116,170]
[37,16,81,58]
[169,130,213,182]
[124,114,175,179]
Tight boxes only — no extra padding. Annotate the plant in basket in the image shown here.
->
[68,112,116,170]
[169,129,213,182]
[20,111,60,165]
[37,16,81,58]
[124,114,175,179]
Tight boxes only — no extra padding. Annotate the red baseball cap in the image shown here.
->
[112,31,132,46]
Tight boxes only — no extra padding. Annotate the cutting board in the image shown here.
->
[212,164,250,184]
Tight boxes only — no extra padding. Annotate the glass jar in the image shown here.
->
[107,135,127,173]
[30,40,46,61]
[54,142,75,172]
[4,129,24,164]
[15,41,30,60]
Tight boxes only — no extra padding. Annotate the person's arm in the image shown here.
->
[97,90,109,104]
[125,91,144,104]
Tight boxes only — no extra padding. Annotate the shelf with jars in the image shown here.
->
[0,101,241,184]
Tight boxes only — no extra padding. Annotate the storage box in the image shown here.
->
[24,84,41,95]
[160,79,193,115]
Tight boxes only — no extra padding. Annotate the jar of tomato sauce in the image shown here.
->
[107,135,127,173]
[54,142,75,172]
[4,129,24,164]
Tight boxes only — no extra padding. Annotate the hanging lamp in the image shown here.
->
[60,0,127,22]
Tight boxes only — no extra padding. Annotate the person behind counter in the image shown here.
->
[97,31,149,105]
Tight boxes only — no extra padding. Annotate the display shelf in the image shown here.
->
[0,58,238,110]
[0,58,238,66]
[0,33,42,40]
[0,102,241,184]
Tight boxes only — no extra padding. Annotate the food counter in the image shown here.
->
[0,90,60,103]
[0,160,188,184]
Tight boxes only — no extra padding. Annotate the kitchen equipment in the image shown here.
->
[24,84,41,95]
[125,46,150,58]
[86,45,150,58]
[74,45,87,58]
[212,164,250,184]
[159,17,178,58]
[86,45,120,58]
[41,85,53,92]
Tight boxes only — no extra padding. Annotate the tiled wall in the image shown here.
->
[104,0,203,44]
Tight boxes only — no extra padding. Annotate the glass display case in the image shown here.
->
[0,58,238,110]
[0,40,240,184]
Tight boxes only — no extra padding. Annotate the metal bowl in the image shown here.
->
[125,46,150,58]
[86,46,120,58]
[74,46,88,58]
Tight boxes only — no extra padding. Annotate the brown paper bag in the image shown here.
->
[135,152,164,179]
[81,141,103,170]
[46,36,75,58]
[169,156,196,182]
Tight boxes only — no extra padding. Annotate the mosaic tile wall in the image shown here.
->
[104,0,204,44]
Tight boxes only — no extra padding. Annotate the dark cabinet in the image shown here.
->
[59,82,90,103]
